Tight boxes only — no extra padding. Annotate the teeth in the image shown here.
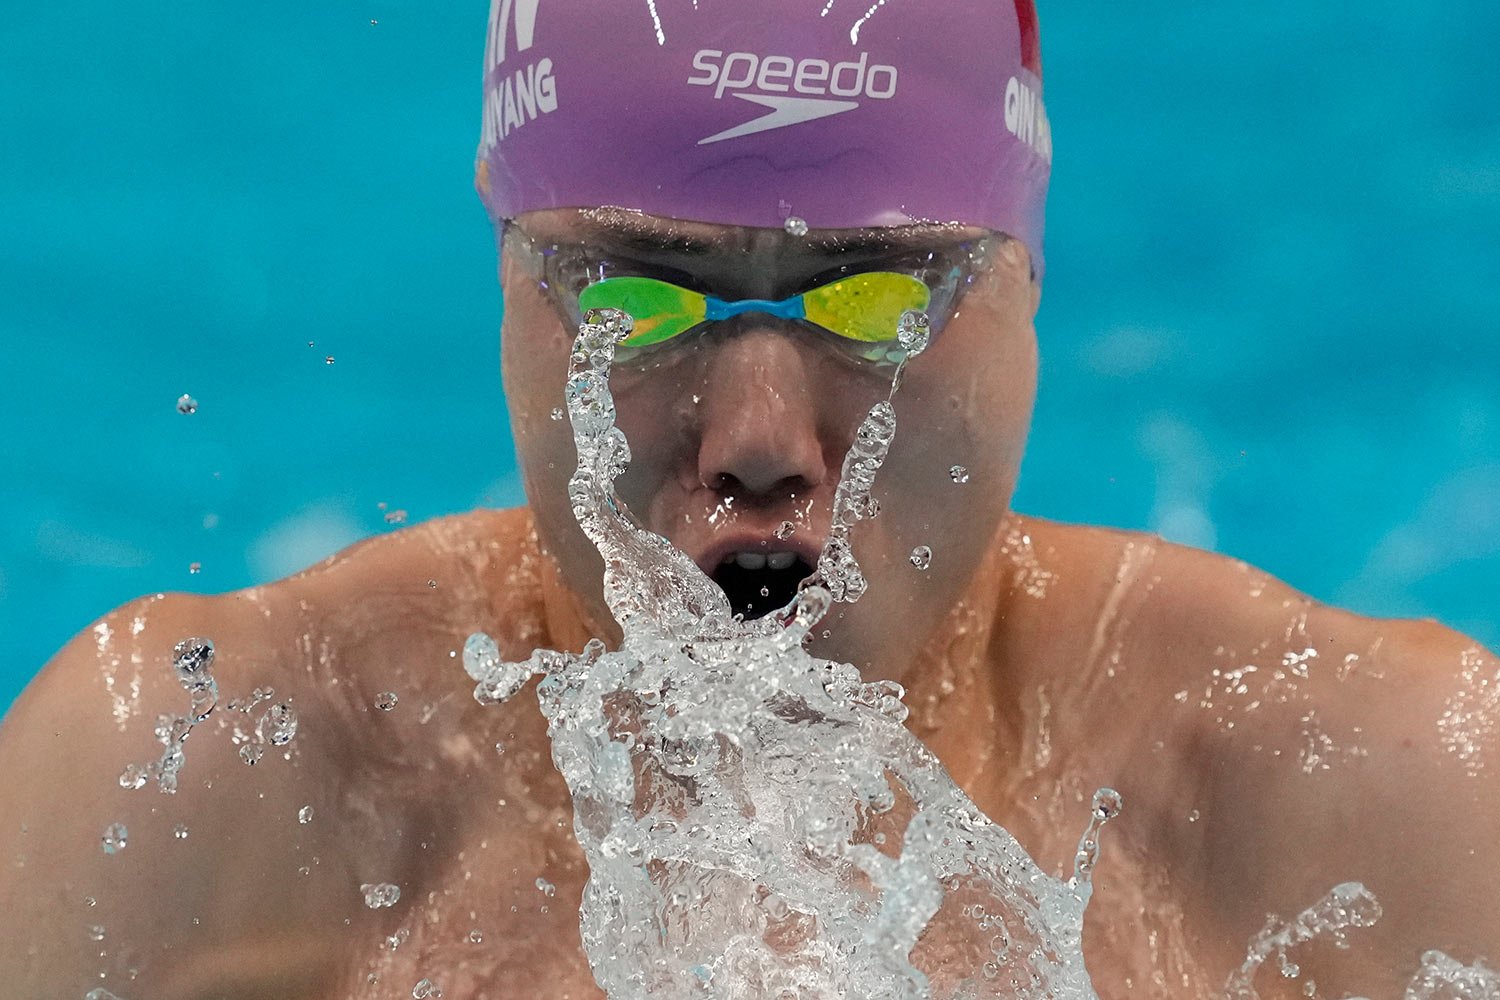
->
[720,550,800,571]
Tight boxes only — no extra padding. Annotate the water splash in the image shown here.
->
[848,0,892,44]
[1222,882,1383,998]
[1405,950,1500,999]
[464,306,1111,996]
[119,638,296,790]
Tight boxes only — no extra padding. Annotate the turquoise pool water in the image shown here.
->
[2,1,1496,712]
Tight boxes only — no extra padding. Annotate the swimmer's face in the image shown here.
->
[499,208,1039,683]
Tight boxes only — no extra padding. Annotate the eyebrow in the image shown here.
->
[571,215,975,258]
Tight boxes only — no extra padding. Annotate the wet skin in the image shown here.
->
[1,213,1497,998]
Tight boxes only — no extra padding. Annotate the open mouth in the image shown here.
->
[710,551,816,620]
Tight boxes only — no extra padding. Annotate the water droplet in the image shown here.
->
[324,355,336,365]
[375,692,399,712]
[175,394,198,415]
[1092,787,1123,820]
[239,743,263,766]
[362,882,401,909]
[463,632,501,681]
[385,927,410,951]
[84,896,96,907]
[101,823,128,855]
[298,805,314,824]
[383,508,408,525]
[783,215,809,237]
[171,637,215,689]
[949,465,970,484]
[412,978,442,999]
[118,764,147,791]
[897,310,931,355]
[468,928,484,944]
[550,406,565,421]
[909,545,932,570]
[535,877,556,897]
[87,924,106,941]
[173,824,189,840]
[1187,808,1201,823]
[188,561,202,574]
[774,520,796,540]
[261,703,298,746]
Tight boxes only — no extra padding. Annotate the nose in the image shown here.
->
[695,326,828,499]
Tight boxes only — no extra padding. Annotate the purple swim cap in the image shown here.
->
[475,0,1051,272]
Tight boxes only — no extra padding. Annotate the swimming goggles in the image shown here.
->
[580,271,931,350]
[505,223,992,365]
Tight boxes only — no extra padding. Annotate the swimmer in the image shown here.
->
[2,1,1496,996]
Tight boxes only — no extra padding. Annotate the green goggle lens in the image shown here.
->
[577,276,707,347]
[576,272,931,350]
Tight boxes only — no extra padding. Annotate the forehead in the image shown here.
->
[513,207,989,261]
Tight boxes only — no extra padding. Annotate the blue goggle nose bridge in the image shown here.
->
[703,295,808,323]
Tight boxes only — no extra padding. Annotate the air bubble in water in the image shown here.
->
[87,924,106,941]
[383,509,408,525]
[239,743,263,766]
[784,215,809,237]
[362,882,401,909]
[551,407,565,421]
[774,520,796,540]
[412,979,443,999]
[85,990,124,1000]
[949,465,970,484]
[175,394,198,415]
[909,545,932,570]
[101,823,128,855]
[298,805,314,824]
[173,824,188,840]
[468,928,484,944]
[374,692,399,712]
[535,877,556,897]
[118,764,147,791]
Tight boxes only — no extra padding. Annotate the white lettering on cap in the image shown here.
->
[1003,76,1052,163]
[687,48,899,144]
[481,0,560,148]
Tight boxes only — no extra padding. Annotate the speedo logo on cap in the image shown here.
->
[686,49,899,145]
[481,0,558,149]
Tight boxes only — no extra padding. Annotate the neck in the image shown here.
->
[901,513,1030,812]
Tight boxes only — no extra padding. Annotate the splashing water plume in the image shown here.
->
[459,304,1118,997]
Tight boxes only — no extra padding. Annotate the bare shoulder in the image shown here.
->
[0,506,564,996]
[1017,516,1500,991]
